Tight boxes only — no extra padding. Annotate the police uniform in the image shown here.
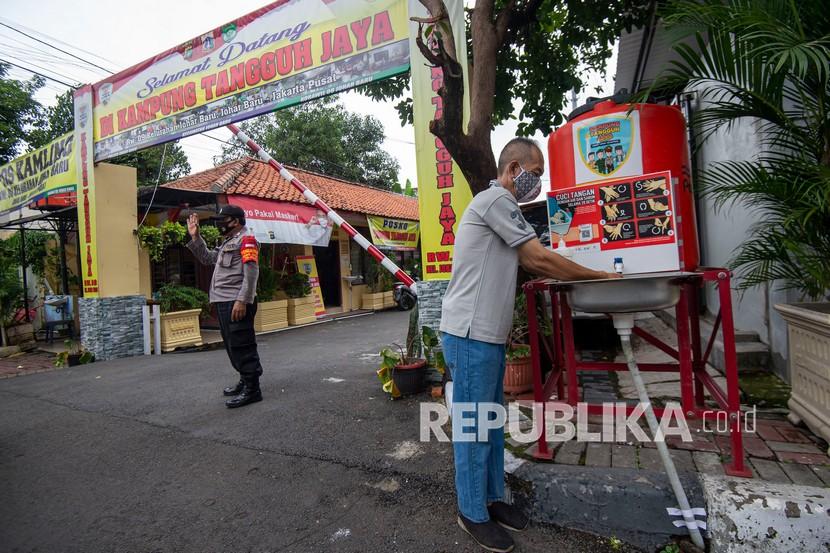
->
[188,208,263,408]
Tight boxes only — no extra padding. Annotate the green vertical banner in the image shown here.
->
[408,0,472,280]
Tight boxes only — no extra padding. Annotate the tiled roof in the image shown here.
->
[163,157,419,221]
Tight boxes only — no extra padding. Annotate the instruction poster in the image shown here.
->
[572,111,643,184]
[296,255,326,317]
[548,171,675,253]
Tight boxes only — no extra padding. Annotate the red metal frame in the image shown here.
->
[524,268,753,477]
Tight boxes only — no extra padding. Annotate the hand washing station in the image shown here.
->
[524,97,752,486]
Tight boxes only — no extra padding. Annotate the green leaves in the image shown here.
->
[156,283,210,316]
[652,0,830,298]
[217,96,400,190]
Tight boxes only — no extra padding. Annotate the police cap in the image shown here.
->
[211,204,246,224]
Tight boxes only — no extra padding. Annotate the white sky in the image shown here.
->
[2,0,617,193]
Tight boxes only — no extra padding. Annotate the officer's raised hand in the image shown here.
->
[232,300,246,322]
[187,213,200,238]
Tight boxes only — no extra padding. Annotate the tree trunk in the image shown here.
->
[416,0,521,195]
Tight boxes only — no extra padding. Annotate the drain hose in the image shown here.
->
[620,334,705,550]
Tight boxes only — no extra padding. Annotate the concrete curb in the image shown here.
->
[700,475,829,553]
[508,461,706,551]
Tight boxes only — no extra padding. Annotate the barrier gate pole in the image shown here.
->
[226,124,415,289]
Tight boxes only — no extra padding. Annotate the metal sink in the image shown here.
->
[560,271,695,313]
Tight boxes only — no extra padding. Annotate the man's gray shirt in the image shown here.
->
[440,183,536,344]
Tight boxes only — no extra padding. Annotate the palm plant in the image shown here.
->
[645,0,830,299]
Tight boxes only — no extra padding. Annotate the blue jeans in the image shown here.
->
[441,331,506,522]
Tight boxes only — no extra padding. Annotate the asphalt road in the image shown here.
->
[0,310,638,553]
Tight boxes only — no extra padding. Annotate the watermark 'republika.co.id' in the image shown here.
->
[419,402,757,443]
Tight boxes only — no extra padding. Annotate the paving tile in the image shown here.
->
[765,441,824,454]
[553,441,585,465]
[749,459,790,484]
[666,434,720,453]
[585,443,612,468]
[774,426,813,444]
[716,435,775,460]
[774,451,830,465]
[692,451,724,475]
[611,444,638,469]
[639,447,695,473]
[752,422,785,442]
[780,462,824,487]
[809,465,830,487]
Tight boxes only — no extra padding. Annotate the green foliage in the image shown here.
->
[403,178,415,197]
[218,96,400,190]
[376,346,402,398]
[54,339,94,367]
[137,221,191,262]
[283,272,311,299]
[156,283,210,316]
[3,230,52,279]
[0,63,45,164]
[359,2,650,134]
[421,325,445,375]
[199,225,221,248]
[645,0,830,298]
[658,544,680,553]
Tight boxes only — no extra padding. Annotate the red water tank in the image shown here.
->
[548,99,699,270]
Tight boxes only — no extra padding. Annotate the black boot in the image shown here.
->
[457,514,514,552]
[225,380,262,408]
[223,379,244,397]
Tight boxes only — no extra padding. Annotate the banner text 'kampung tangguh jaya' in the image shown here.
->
[0,132,76,215]
[91,0,409,161]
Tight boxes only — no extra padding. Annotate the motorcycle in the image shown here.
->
[392,281,417,311]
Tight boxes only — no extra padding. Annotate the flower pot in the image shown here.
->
[288,295,317,325]
[775,302,830,450]
[254,299,289,332]
[392,359,428,396]
[383,290,396,309]
[504,356,533,394]
[160,309,203,352]
[361,291,385,311]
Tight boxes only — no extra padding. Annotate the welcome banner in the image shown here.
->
[408,0,472,280]
[228,194,333,246]
[367,215,418,251]
[0,132,76,215]
[91,0,409,161]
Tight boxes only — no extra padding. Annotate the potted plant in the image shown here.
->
[376,334,428,399]
[361,263,386,310]
[254,250,288,332]
[503,293,547,395]
[54,339,94,367]
[421,325,447,385]
[284,272,315,325]
[155,283,209,352]
[643,3,830,448]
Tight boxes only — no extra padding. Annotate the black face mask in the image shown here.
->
[217,218,235,235]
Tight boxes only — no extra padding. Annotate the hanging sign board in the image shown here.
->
[367,215,418,251]
[548,171,680,273]
[296,255,326,317]
[228,195,333,246]
[90,0,409,161]
[572,112,643,185]
[0,132,76,216]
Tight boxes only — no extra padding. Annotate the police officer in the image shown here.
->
[187,206,263,408]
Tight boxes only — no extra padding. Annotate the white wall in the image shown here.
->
[690,91,792,376]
